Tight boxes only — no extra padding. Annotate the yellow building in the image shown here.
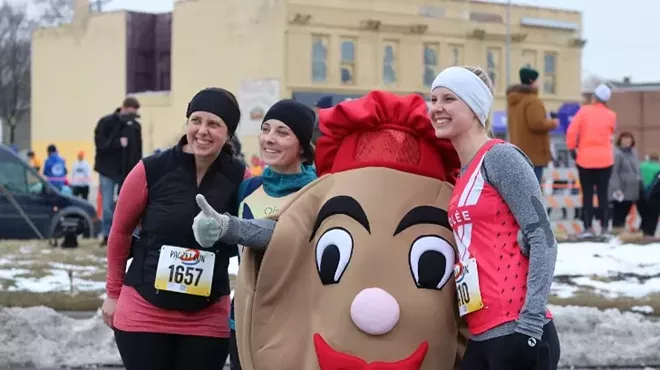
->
[31,0,584,167]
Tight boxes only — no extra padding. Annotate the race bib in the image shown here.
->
[154,245,216,297]
[454,258,484,316]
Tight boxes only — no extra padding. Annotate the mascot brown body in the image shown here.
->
[234,91,468,370]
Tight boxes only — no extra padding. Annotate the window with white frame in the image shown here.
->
[383,40,398,86]
[311,35,329,82]
[543,52,557,94]
[423,43,439,88]
[340,38,356,85]
[486,47,501,89]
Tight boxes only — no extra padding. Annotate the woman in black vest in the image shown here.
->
[101,88,246,370]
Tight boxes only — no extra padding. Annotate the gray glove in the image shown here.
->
[192,194,230,248]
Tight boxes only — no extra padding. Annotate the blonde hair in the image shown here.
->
[461,65,495,137]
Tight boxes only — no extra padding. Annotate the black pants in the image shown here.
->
[71,185,89,200]
[612,200,634,228]
[461,321,560,370]
[639,194,660,236]
[577,166,612,230]
[114,329,229,370]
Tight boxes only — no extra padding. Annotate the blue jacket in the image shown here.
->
[44,153,68,190]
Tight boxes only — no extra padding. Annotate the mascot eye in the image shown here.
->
[409,235,455,290]
[315,227,353,285]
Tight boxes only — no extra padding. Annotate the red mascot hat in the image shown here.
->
[315,90,460,184]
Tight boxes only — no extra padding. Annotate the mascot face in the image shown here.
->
[235,91,466,370]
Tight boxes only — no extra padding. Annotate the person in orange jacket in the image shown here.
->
[566,83,617,237]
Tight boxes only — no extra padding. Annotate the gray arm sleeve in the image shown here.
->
[482,143,558,340]
[222,216,276,250]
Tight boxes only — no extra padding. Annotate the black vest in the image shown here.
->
[124,136,245,311]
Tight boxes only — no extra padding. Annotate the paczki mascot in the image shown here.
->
[232,91,468,370]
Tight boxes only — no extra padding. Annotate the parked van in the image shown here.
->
[0,144,99,240]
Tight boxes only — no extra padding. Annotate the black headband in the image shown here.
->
[186,88,241,136]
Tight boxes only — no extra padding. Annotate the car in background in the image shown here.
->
[0,144,100,240]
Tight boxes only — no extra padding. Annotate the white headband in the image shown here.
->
[430,67,494,126]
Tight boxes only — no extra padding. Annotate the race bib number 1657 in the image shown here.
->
[154,245,216,297]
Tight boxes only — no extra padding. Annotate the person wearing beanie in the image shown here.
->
[566,83,617,238]
[101,87,246,370]
[191,98,318,370]
[506,66,559,183]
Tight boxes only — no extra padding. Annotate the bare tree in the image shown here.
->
[33,0,74,27]
[0,1,34,145]
[33,0,113,27]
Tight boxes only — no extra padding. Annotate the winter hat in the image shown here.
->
[315,96,333,109]
[262,99,316,162]
[186,88,241,136]
[594,84,612,103]
[519,67,539,85]
[316,90,460,183]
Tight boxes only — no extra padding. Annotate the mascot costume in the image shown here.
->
[234,90,468,370]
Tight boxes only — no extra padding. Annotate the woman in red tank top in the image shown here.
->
[429,66,560,370]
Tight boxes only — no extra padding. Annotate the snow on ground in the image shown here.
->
[550,240,660,305]
[0,304,658,368]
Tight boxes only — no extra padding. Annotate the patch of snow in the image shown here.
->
[556,241,660,277]
[569,276,660,299]
[631,305,655,314]
[0,306,120,368]
[0,268,103,293]
[550,282,580,299]
[0,305,659,368]
[552,241,660,299]
[552,305,660,367]
[229,256,238,276]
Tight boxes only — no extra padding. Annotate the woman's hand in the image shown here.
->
[101,296,118,328]
[498,332,548,368]
[192,194,230,248]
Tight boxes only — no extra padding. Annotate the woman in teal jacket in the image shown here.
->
[192,99,318,370]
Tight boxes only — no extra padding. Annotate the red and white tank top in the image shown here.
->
[447,139,551,335]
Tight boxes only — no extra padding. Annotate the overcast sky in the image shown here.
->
[14,0,660,82]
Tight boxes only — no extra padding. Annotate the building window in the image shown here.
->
[383,41,398,86]
[423,43,439,88]
[449,44,463,66]
[544,52,557,94]
[312,35,329,82]
[522,49,537,69]
[340,38,356,85]
[486,47,501,89]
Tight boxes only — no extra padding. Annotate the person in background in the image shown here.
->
[639,172,660,239]
[430,65,560,369]
[566,84,617,238]
[609,132,641,234]
[100,88,245,370]
[640,152,660,191]
[27,150,42,172]
[43,144,68,191]
[70,150,92,201]
[312,96,333,145]
[94,97,143,246]
[248,155,264,177]
[192,99,318,370]
[506,67,559,184]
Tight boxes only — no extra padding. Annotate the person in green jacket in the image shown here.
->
[640,153,660,190]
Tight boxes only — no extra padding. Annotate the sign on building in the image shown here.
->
[236,79,281,137]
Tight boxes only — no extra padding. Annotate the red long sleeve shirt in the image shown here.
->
[106,161,230,338]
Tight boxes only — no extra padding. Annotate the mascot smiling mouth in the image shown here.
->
[313,333,428,370]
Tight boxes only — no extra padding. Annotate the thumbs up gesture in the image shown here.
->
[192,194,230,248]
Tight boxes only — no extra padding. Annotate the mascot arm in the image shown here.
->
[221,215,275,250]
